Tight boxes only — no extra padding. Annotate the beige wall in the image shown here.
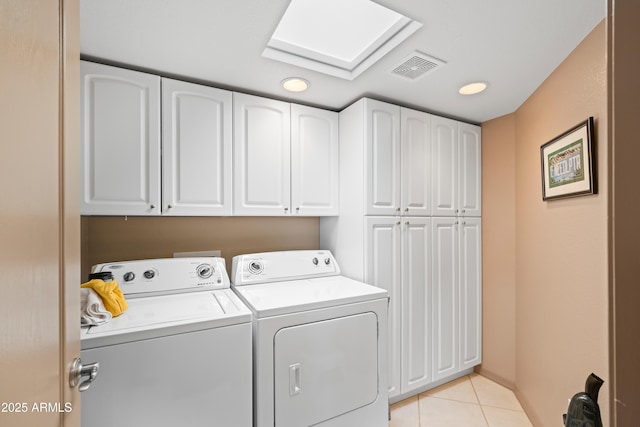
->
[477,114,517,388]
[482,20,608,426]
[81,216,320,279]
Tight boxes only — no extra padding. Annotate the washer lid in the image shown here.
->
[81,289,251,348]
[232,276,387,318]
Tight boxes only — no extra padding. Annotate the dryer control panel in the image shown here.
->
[90,257,230,297]
[231,250,340,286]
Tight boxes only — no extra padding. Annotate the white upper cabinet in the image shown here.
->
[80,61,161,215]
[365,99,401,216]
[401,108,432,216]
[431,116,481,217]
[291,104,339,216]
[234,93,339,216]
[162,78,232,216]
[233,93,291,215]
[458,123,482,217]
[362,101,431,217]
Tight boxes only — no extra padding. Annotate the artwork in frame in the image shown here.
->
[540,117,596,201]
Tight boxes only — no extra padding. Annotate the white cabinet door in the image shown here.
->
[80,61,160,215]
[233,93,291,215]
[431,217,459,382]
[459,217,482,370]
[459,123,482,217]
[365,99,401,216]
[431,116,458,217]
[400,217,432,393]
[162,78,232,216]
[401,108,431,216]
[364,217,401,398]
[291,104,339,216]
[432,118,482,217]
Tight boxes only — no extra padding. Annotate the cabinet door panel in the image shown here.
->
[401,217,432,393]
[459,123,482,217]
[234,93,290,215]
[401,109,431,216]
[364,217,401,397]
[291,105,339,216]
[459,218,482,369]
[81,62,160,215]
[431,116,458,217]
[432,217,459,381]
[162,79,232,215]
[365,100,400,215]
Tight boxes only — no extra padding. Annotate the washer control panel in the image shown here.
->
[231,250,340,286]
[90,257,229,297]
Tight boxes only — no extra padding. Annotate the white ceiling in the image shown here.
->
[80,0,605,124]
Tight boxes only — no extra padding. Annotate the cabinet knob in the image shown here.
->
[167,204,172,209]
[395,221,401,225]
[284,207,289,213]
[405,221,410,226]
[150,204,155,209]
[404,208,409,212]
[395,207,400,212]
[296,207,300,213]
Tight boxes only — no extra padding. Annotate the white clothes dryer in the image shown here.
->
[231,250,389,427]
[80,257,252,427]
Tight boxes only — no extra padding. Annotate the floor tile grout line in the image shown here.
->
[469,374,491,427]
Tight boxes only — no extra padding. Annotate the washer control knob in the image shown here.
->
[197,264,214,279]
[324,257,331,266]
[123,272,135,282]
[312,257,319,266]
[143,270,155,279]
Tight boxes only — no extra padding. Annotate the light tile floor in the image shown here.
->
[389,373,533,427]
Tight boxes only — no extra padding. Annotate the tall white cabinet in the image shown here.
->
[320,97,481,402]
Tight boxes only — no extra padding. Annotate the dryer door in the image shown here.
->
[274,312,379,427]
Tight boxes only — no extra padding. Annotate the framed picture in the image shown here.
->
[540,117,596,201]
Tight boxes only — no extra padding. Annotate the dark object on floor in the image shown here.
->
[563,373,604,427]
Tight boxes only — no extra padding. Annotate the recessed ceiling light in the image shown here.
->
[459,82,488,95]
[282,77,309,92]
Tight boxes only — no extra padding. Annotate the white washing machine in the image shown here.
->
[231,250,389,427]
[80,257,252,427]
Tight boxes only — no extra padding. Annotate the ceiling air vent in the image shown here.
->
[391,51,446,80]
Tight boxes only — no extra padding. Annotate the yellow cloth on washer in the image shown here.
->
[81,279,128,317]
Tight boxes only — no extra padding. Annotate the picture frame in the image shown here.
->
[540,117,596,201]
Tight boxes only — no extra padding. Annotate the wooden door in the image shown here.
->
[0,1,81,426]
